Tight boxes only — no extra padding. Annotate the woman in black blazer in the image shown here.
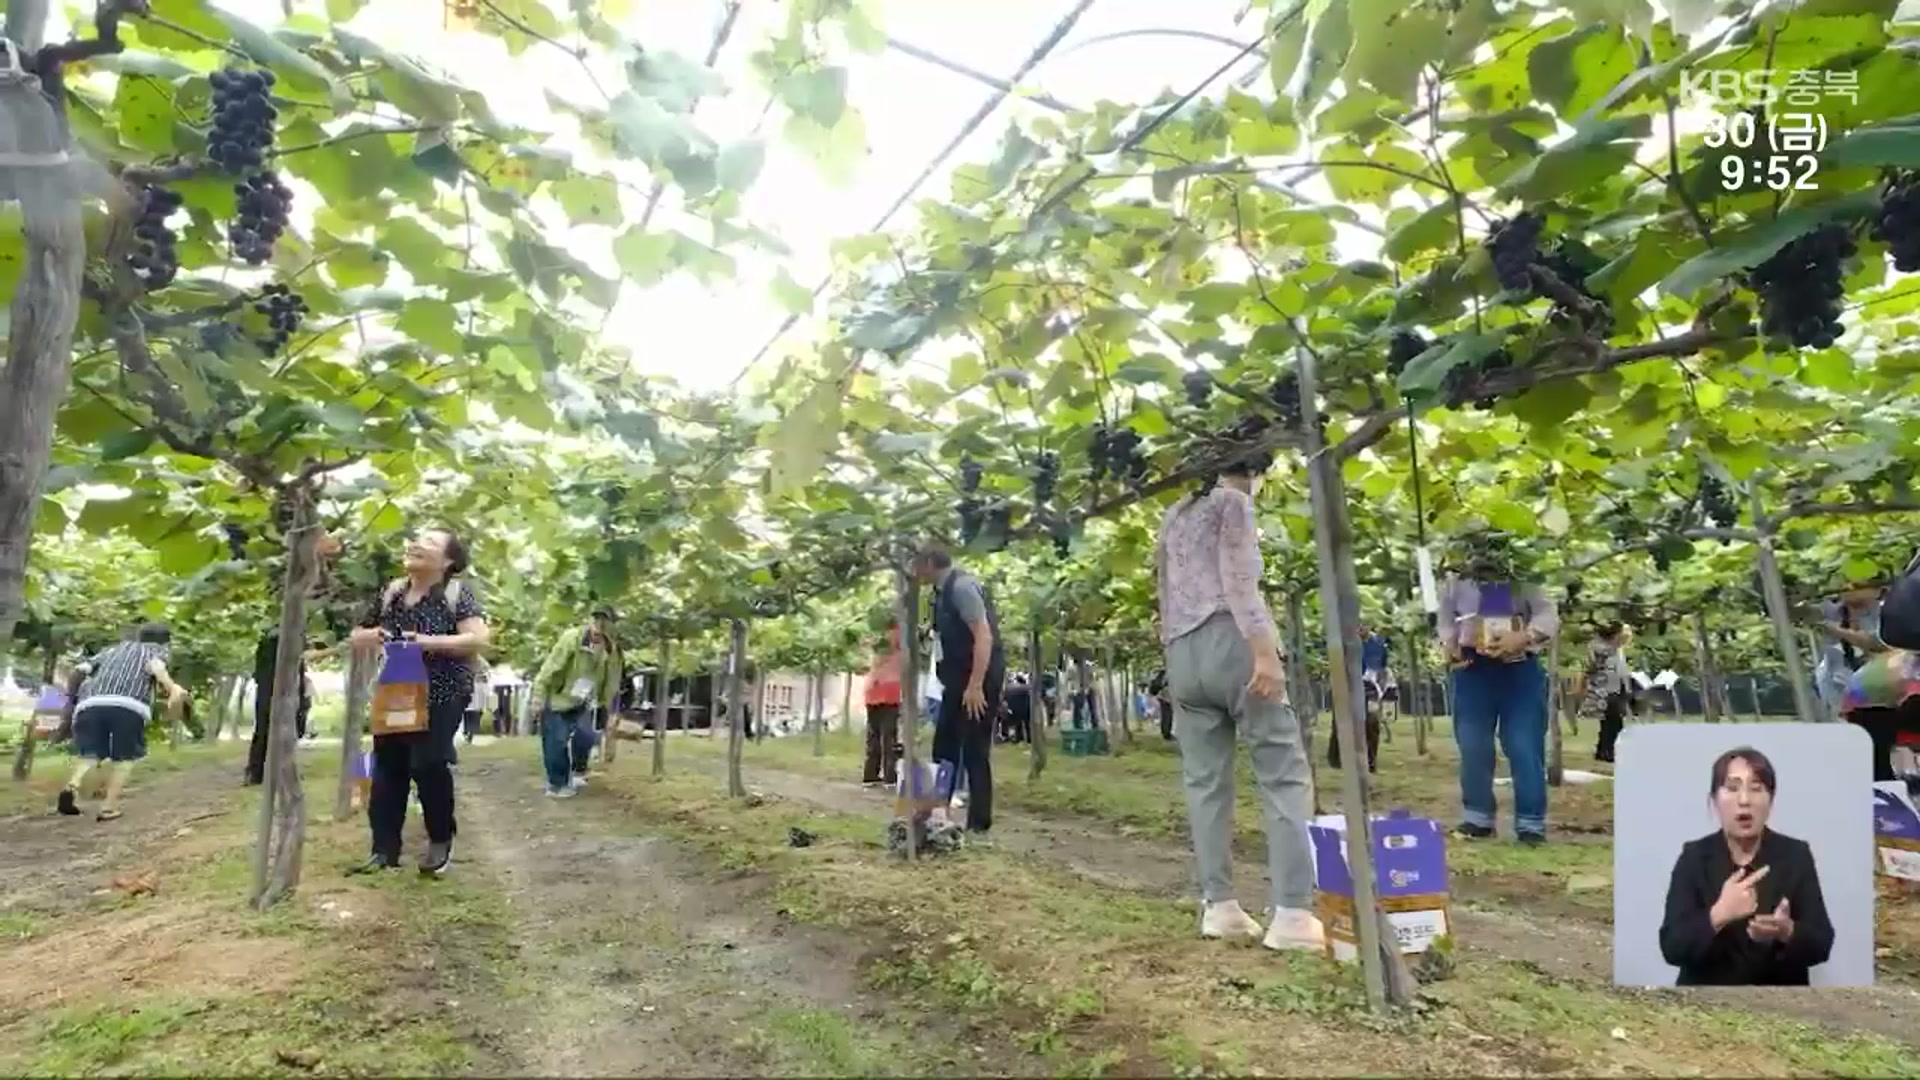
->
[1658,746,1835,985]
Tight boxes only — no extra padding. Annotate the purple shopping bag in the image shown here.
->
[370,641,430,736]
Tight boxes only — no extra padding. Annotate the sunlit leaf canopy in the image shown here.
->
[14,0,1920,687]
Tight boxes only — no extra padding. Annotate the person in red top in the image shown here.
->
[863,626,904,785]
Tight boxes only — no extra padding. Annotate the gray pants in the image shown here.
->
[1168,611,1315,912]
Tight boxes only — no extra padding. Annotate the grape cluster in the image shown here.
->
[230,172,293,265]
[1486,211,1544,292]
[1181,369,1213,407]
[221,522,249,560]
[1751,224,1853,349]
[1090,426,1147,486]
[1386,330,1427,379]
[982,505,1011,551]
[128,184,183,290]
[1699,475,1737,529]
[253,283,308,355]
[1268,373,1303,430]
[207,67,278,175]
[1033,451,1059,504]
[1049,517,1072,559]
[959,455,983,494]
[1870,171,1920,272]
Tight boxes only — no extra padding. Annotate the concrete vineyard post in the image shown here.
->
[725,619,747,798]
[334,647,369,820]
[1295,347,1410,1010]
[652,639,671,778]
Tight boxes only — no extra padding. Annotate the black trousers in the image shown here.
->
[1007,701,1031,744]
[1850,704,1914,782]
[932,686,997,832]
[368,695,461,857]
[245,695,309,783]
[1159,701,1174,740]
[1326,706,1380,772]
[462,709,481,742]
[864,703,901,783]
[1595,693,1629,763]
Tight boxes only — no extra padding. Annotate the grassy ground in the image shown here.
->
[658,716,1618,920]
[7,725,1919,1077]
[0,745,514,1076]
[590,742,1920,1077]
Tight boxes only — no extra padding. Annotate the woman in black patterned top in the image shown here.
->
[347,527,489,876]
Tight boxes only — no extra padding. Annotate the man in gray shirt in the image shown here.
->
[912,542,1005,835]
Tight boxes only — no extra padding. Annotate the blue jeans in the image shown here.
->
[541,707,590,791]
[1451,654,1548,835]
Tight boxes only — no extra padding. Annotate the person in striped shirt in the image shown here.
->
[57,624,187,821]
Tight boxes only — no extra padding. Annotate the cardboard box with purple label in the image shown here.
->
[1874,782,1920,882]
[30,686,67,735]
[1309,809,1451,962]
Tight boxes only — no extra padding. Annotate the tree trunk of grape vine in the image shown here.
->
[1690,612,1721,722]
[811,670,826,756]
[839,668,852,734]
[1546,638,1564,787]
[1027,625,1048,780]
[1753,516,1818,723]
[1298,348,1410,1011]
[1409,636,1429,757]
[9,641,58,780]
[333,647,369,820]
[1748,675,1763,722]
[252,493,319,909]
[652,640,671,778]
[1104,646,1131,743]
[0,140,85,663]
[724,619,747,797]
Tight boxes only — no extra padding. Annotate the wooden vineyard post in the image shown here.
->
[1751,494,1819,723]
[601,656,620,765]
[652,640,671,778]
[1027,625,1048,780]
[333,647,369,820]
[1546,637,1564,787]
[725,619,747,797]
[899,571,923,861]
[1295,348,1412,1010]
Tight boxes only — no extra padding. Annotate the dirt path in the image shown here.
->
[452,757,1039,1078]
[0,755,241,914]
[710,757,1920,1048]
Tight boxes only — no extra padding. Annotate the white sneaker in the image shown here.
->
[1262,907,1326,953]
[546,787,577,799]
[1200,900,1263,939]
[568,775,587,790]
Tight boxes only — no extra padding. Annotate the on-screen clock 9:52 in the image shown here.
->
[1721,154,1820,191]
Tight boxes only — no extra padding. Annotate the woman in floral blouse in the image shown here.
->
[1154,449,1320,954]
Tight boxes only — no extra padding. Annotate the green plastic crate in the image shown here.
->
[1061,727,1110,756]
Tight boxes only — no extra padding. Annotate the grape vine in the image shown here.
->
[1182,369,1212,407]
[1032,451,1058,505]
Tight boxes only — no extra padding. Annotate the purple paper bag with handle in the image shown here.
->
[370,641,430,736]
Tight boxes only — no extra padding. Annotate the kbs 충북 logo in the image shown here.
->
[1679,68,1860,109]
